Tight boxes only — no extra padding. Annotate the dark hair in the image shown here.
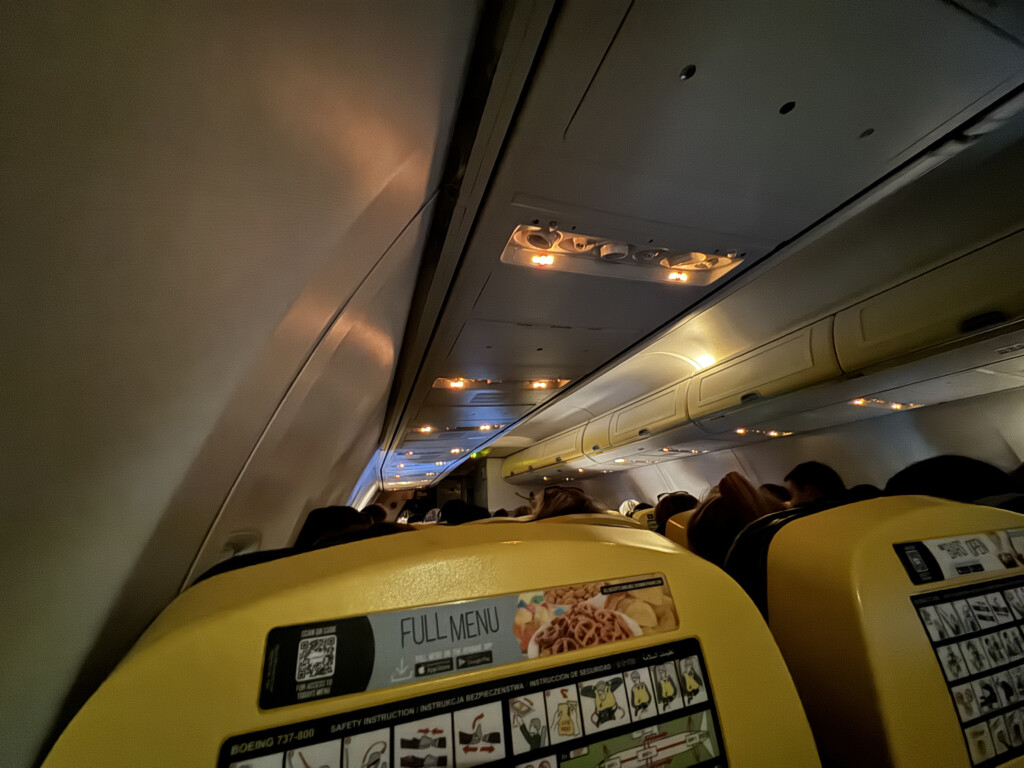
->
[533,486,604,520]
[311,521,416,549]
[294,506,368,551]
[362,504,387,525]
[688,473,773,566]
[885,455,1013,503]
[653,492,698,535]
[784,461,846,500]
[439,498,489,525]
[759,483,791,503]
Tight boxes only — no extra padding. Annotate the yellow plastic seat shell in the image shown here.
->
[42,521,820,767]
[766,496,1024,768]
[664,507,699,549]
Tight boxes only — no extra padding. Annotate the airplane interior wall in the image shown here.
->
[0,4,479,767]
[573,387,1024,509]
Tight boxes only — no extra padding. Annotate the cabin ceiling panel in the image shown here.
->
[559,0,1024,230]
[412,405,533,428]
[443,319,640,380]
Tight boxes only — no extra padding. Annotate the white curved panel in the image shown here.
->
[188,201,438,581]
[0,4,478,765]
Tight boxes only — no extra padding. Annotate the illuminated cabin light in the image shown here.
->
[531,254,555,266]
[393,474,400,479]
[532,381,547,389]
[578,468,585,473]
[735,428,747,435]
[397,464,405,469]
[662,447,671,452]
[852,398,866,406]
[667,272,688,282]
[891,403,903,410]
[449,380,465,388]
[426,472,436,476]
[768,431,779,437]
[614,458,626,464]
[419,426,433,433]
[406,451,413,456]
[690,449,699,454]
[435,461,445,466]
[450,448,463,454]
[694,354,716,370]
[479,424,491,431]
[543,476,549,482]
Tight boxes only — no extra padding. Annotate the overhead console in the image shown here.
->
[41,522,820,767]
[502,229,1024,483]
[764,496,1024,767]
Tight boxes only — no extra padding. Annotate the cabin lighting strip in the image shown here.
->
[851,397,924,410]
[734,427,794,438]
[500,224,744,286]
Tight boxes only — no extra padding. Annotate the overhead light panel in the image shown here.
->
[501,225,744,285]
[432,377,495,389]
[528,379,570,390]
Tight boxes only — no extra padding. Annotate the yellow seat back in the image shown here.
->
[44,523,819,767]
[766,496,1024,767]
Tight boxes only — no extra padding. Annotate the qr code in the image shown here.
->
[295,635,337,682]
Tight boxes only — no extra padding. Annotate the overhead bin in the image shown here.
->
[762,496,1024,767]
[834,229,1024,373]
[688,318,841,422]
[41,521,820,768]
[608,381,689,445]
[502,426,584,479]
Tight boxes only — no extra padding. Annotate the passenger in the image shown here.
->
[884,455,1013,503]
[618,499,641,517]
[492,508,509,517]
[653,492,698,536]
[688,472,776,567]
[1011,462,1024,493]
[362,504,388,525]
[438,499,489,525]
[759,483,791,506]
[310,521,416,549]
[533,485,605,520]
[784,461,846,506]
[845,483,883,502]
[511,505,532,518]
[293,506,369,551]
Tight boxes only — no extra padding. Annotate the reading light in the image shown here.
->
[449,380,465,388]
[405,451,414,456]
[852,398,866,406]
[543,476,549,482]
[502,225,745,285]
[435,461,445,466]
[397,464,404,469]
[614,458,626,464]
[578,468,585,473]
[419,426,433,433]
[735,428,747,435]
[479,424,492,431]
[426,472,435,477]
[450,448,462,454]
[532,381,547,389]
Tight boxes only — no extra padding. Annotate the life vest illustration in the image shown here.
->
[550,700,579,737]
[655,665,677,707]
[628,671,651,716]
[681,660,704,704]
[580,678,623,725]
